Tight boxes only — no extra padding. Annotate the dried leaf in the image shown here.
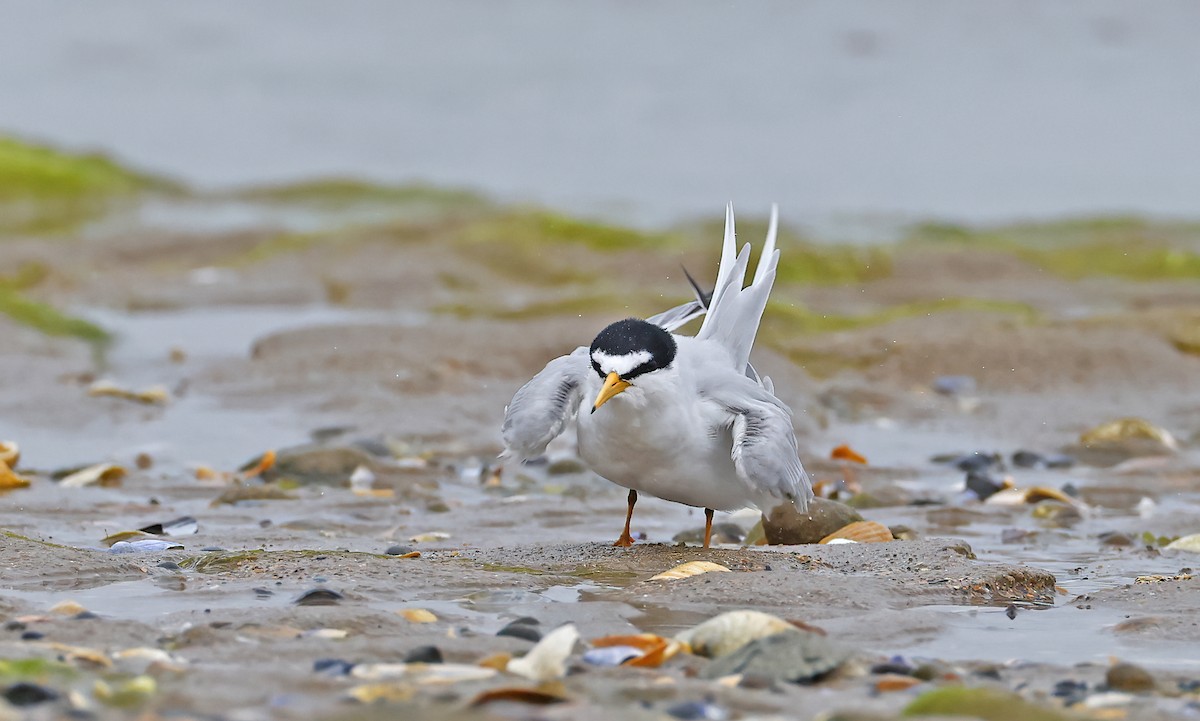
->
[88,380,170,405]
[59,463,126,488]
[398,608,437,623]
[0,440,19,467]
[819,521,893,544]
[507,624,578,682]
[649,560,731,581]
[470,687,568,707]
[830,444,868,464]
[0,460,31,489]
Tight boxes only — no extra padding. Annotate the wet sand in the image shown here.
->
[2,196,1200,720]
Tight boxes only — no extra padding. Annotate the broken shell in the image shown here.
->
[49,600,89,616]
[583,646,642,667]
[819,521,893,544]
[1024,486,1079,505]
[507,624,578,682]
[984,488,1030,506]
[88,380,170,405]
[240,450,277,479]
[830,444,868,464]
[351,663,496,684]
[875,674,923,692]
[46,643,112,669]
[101,530,153,547]
[109,540,184,553]
[410,532,450,543]
[590,633,683,668]
[0,440,19,467]
[649,560,731,581]
[469,687,568,707]
[59,463,126,488]
[1080,418,1178,450]
[138,516,199,536]
[0,460,31,490]
[345,683,415,704]
[1165,534,1200,553]
[398,608,437,623]
[676,610,797,658]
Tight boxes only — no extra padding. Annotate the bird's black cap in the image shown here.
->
[589,318,677,380]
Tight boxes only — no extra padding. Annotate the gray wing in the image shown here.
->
[705,375,813,513]
[645,300,705,332]
[501,346,590,461]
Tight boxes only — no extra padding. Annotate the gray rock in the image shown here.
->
[763,497,864,545]
[699,630,850,683]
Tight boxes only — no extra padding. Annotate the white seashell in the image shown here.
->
[676,610,797,658]
[1165,533,1200,553]
[507,623,579,682]
[60,463,127,488]
[649,561,731,581]
[825,538,858,545]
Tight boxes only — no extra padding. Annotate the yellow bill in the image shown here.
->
[592,372,631,412]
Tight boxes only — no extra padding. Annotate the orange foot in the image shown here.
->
[613,533,635,548]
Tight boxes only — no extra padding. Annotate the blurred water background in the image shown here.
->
[4,1,1199,231]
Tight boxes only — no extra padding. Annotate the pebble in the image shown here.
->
[1106,662,1156,692]
[293,588,343,606]
[3,682,59,706]
[954,452,1002,472]
[762,497,864,545]
[20,631,44,641]
[403,646,444,664]
[1098,531,1134,547]
[1052,679,1089,706]
[156,561,182,571]
[965,471,1006,501]
[496,619,542,643]
[932,375,976,396]
[313,658,355,675]
[673,522,745,546]
[1011,450,1044,468]
[384,544,415,556]
[665,700,729,721]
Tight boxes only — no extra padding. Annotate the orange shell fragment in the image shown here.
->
[819,520,894,544]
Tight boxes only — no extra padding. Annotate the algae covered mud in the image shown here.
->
[2,137,1200,720]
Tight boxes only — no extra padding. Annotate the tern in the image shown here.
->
[501,204,813,548]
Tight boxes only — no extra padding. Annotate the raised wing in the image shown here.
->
[696,204,781,372]
[704,374,813,513]
[501,347,590,461]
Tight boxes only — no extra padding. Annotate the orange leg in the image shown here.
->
[614,489,638,547]
[703,508,714,549]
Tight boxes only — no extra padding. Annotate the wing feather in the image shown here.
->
[501,347,590,460]
[704,375,813,513]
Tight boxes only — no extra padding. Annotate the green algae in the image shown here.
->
[904,686,1068,721]
[233,178,488,209]
[0,657,76,680]
[462,209,679,253]
[0,135,174,235]
[0,287,111,344]
[763,296,1038,338]
[907,217,1200,280]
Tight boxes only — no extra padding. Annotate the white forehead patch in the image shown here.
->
[591,349,653,376]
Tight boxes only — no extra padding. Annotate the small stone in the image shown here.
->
[3,682,59,706]
[1043,454,1075,469]
[497,620,542,643]
[965,471,1006,501]
[1053,679,1088,706]
[932,375,976,396]
[294,588,343,606]
[135,452,154,470]
[385,545,414,556]
[954,452,1002,472]
[1106,662,1156,693]
[1011,450,1043,468]
[1099,531,1134,547]
[763,497,864,545]
[21,631,44,641]
[156,561,182,571]
[313,658,355,675]
[403,645,444,664]
[665,700,729,720]
[673,522,745,546]
[1005,604,1017,620]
